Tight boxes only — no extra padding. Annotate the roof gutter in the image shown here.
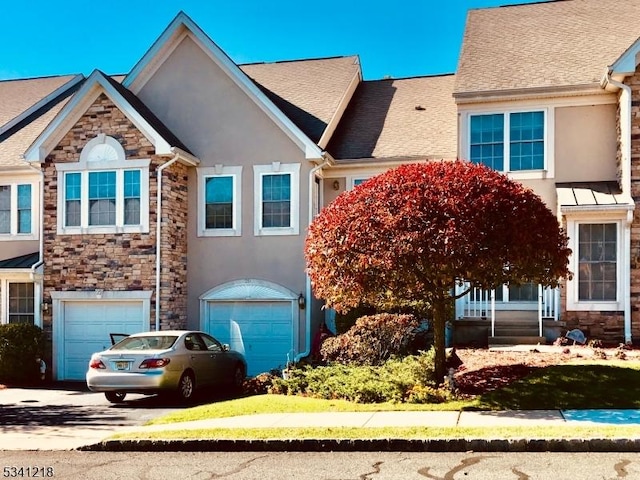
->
[602,68,633,344]
[295,154,332,363]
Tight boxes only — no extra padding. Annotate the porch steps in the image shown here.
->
[489,316,546,346]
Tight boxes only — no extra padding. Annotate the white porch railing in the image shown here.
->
[456,284,560,338]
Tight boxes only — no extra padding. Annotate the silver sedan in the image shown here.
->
[86,330,246,403]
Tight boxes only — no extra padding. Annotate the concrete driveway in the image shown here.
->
[0,383,186,450]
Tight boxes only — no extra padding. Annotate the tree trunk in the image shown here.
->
[431,298,448,384]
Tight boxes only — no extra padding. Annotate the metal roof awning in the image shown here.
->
[556,181,634,214]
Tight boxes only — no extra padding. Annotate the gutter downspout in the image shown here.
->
[295,157,331,363]
[26,163,45,327]
[155,152,180,331]
[26,164,45,278]
[604,70,633,344]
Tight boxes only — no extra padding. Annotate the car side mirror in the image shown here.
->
[222,344,230,352]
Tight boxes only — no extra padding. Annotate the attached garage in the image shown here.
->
[201,280,299,376]
[51,291,152,380]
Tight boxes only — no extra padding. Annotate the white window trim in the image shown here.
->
[197,165,242,237]
[0,277,41,327]
[253,163,300,236]
[0,181,38,240]
[464,107,554,180]
[565,217,625,312]
[55,135,150,235]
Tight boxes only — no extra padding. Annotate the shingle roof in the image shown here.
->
[240,56,361,143]
[0,75,77,129]
[0,75,80,168]
[327,74,457,161]
[0,98,70,167]
[455,0,640,97]
[0,252,39,269]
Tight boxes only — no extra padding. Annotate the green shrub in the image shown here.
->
[271,350,449,404]
[320,313,420,366]
[0,324,47,384]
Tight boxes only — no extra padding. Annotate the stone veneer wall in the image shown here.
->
[627,72,640,343]
[40,93,188,335]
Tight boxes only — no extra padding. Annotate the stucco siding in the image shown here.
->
[137,35,315,352]
[137,35,305,164]
[0,241,39,261]
[554,104,618,183]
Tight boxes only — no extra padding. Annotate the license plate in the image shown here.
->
[115,361,130,371]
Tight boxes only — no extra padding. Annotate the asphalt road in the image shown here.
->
[0,384,192,450]
[1,451,640,479]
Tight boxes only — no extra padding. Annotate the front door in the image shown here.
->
[494,282,538,310]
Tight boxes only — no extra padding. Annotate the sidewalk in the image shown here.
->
[120,408,640,433]
[86,409,640,452]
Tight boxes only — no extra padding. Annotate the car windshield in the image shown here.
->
[111,335,178,351]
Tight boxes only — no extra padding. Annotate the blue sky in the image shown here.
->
[1,0,544,81]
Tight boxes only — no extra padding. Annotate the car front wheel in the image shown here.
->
[105,391,126,403]
[177,372,195,402]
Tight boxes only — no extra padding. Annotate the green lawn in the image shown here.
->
[477,361,640,410]
[115,361,640,442]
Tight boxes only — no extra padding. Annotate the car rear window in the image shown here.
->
[111,336,178,351]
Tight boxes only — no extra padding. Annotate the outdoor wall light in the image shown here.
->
[332,180,340,191]
[298,293,306,309]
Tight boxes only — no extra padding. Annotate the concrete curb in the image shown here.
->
[80,438,640,453]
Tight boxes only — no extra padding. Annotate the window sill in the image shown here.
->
[198,228,241,237]
[57,225,149,235]
[566,300,622,312]
[506,170,550,181]
[255,227,299,236]
[0,233,37,241]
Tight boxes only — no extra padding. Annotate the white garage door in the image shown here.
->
[207,301,294,376]
[61,301,145,380]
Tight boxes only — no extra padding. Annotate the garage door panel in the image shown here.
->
[61,301,144,381]
[207,301,294,377]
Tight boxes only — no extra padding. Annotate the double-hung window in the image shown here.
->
[8,283,35,324]
[469,110,545,173]
[566,218,624,311]
[254,163,300,236]
[0,183,33,237]
[56,134,149,234]
[577,223,617,302]
[197,166,242,237]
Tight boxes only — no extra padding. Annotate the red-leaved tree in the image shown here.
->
[305,161,571,382]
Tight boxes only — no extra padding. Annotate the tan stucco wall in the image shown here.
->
[0,241,39,261]
[138,35,314,345]
[554,104,617,183]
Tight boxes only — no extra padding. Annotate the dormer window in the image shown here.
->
[55,134,149,234]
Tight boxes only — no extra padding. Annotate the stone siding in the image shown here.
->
[41,93,188,334]
[628,72,640,344]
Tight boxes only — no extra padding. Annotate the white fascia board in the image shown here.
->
[24,70,173,162]
[317,67,362,149]
[0,74,84,136]
[123,12,323,160]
